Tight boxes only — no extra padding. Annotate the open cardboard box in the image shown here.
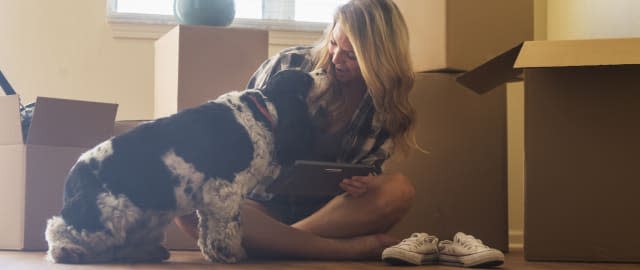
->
[386,71,510,251]
[458,38,640,262]
[387,0,534,252]
[0,96,117,250]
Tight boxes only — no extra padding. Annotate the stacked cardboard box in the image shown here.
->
[388,0,533,252]
[386,72,510,251]
[154,24,268,249]
[154,24,268,118]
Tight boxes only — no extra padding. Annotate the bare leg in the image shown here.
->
[293,173,415,238]
[240,200,398,260]
[176,201,398,260]
[174,173,415,260]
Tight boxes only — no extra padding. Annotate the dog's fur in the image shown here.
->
[45,69,328,264]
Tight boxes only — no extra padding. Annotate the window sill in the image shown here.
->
[108,13,327,46]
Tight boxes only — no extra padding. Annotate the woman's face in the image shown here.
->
[328,24,363,84]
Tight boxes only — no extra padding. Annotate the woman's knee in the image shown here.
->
[374,173,415,217]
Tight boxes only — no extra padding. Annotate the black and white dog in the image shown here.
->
[45,69,327,264]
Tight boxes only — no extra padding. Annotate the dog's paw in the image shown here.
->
[198,240,246,263]
[47,245,87,264]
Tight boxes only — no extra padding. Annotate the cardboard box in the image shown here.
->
[154,24,267,250]
[113,119,148,136]
[386,73,509,252]
[0,96,117,250]
[387,0,533,252]
[154,25,268,118]
[395,0,534,72]
[458,38,640,262]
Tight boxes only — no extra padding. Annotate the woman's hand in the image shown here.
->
[339,174,373,197]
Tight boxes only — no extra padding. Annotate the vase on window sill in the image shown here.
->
[173,0,235,27]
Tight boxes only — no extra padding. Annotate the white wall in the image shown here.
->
[0,1,323,121]
[505,0,549,249]
[0,0,154,120]
[547,0,640,40]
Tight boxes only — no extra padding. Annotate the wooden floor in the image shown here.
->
[1,249,639,270]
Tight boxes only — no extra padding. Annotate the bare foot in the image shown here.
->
[339,233,400,259]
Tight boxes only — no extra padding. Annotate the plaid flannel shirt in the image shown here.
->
[246,46,394,200]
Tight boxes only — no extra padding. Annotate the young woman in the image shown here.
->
[176,0,417,260]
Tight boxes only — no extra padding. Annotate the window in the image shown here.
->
[108,0,348,32]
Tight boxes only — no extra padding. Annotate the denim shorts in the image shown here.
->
[259,195,334,225]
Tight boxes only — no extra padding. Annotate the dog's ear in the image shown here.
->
[262,69,314,100]
[264,70,316,166]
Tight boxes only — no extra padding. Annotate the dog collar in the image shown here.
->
[247,94,276,129]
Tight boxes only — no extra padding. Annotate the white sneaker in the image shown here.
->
[438,232,504,268]
[381,233,439,265]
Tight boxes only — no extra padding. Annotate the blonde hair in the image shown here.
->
[313,0,416,155]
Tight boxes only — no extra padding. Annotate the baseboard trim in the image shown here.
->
[509,229,524,250]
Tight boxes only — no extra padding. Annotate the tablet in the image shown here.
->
[266,160,375,196]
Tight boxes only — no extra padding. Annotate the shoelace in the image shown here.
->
[395,233,433,250]
[455,234,489,252]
